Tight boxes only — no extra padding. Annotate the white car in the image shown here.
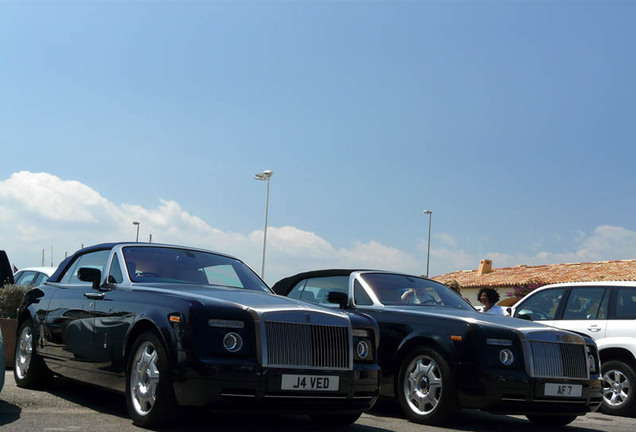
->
[13,266,56,287]
[511,281,636,416]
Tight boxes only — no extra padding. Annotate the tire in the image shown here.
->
[396,347,459,425]
[526,414,578,427]
[125,331,178,428]
[13,320,51,388]
[600,360,636,416]
[310,411,362,427]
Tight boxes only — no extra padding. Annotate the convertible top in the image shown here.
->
[272,269,365,296]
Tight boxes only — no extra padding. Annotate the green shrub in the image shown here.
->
[0,284,28,319]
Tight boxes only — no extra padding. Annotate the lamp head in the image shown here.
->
[254,170,274,181]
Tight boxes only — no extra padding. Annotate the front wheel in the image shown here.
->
[396,347,459,425]
[526,414,578,427]
[125,331,178,428]
[600,360,635,416]
[14,320,51,388]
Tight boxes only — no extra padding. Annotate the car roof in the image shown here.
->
[15,267,57,276]
[271,269,432,296]
[532,281,636,291]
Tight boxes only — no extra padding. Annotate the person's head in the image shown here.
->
[478,288,500,306]
[446,280,461,294]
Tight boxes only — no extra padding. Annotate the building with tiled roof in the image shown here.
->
[432,258,636,306]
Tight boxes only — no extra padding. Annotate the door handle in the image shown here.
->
[84,292,105,300]
[587,326,602,332]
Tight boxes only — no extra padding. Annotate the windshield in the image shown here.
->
[122,246,270,293]
[362,273,473,310]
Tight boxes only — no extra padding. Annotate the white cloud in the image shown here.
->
[2,172,635,285]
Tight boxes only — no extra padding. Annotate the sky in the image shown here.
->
[1,1,635,286]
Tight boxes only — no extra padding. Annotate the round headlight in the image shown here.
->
[356,340,370,360]
[223,332,243,352]
[588,354,597,372]
[499,349,514,366]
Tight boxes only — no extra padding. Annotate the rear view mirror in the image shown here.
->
[78,267,102,290]
[327,291,349,309]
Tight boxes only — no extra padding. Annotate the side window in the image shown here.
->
[562,287,609,320]
[287,280,307,300]
[60,250,111,284]
[108,254,124,284]
[33,273,48,286]
[615,288,636,319]
[354,280,374,306]
[16,271,37,286]
[514,288,565,321]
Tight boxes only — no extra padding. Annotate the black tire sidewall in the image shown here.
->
[125,331,176,428]
[396,347,458,425]
[600,360,636,416]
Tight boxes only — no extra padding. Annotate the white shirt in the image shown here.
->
[484,305,509,316]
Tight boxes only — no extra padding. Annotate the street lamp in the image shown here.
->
[254,170,273,278]
[132,221,140,242]
[423,210,432,277]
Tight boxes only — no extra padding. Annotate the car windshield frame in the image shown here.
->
[122,245,270,293]
[360,273,474,310]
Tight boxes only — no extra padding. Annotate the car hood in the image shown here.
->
[133,283,349,319]
[383,305,554,331]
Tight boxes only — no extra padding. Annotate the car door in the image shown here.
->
[606,287,636,339]
[90,252,135,381]
[554,286,610,342]
[44,249,111,373]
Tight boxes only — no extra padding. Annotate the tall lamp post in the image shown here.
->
[132,221,140,242]
[423,210,432,277]
[254,170,273,278]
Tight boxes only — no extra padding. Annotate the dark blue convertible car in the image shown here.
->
[14,243,380,428]
[273,269,603,427]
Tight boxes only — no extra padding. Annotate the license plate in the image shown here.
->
[544,383,582,397]
[281,374,339,391]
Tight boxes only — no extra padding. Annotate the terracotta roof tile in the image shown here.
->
[432,259,636,288]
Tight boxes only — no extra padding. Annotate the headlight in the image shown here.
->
[588,354,597,372]
[209,319,245,328]
[356,340,371,360]
[352,329,371,338]
[499,349,514,366]
[223,332,243,352]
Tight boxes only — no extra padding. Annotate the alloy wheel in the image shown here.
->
[403,355,443,415]
[15,325,33,380]
[130,341,160,417]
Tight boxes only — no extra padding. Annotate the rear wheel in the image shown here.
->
[526,414,578,427]
[601,360,635,416]
[14,320,51,388]
[396,347,459,425]
[125,331,178,428]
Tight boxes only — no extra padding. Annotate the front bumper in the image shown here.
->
[456,365,603,415]
[171,361,380,413]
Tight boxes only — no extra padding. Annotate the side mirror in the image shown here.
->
[78,267,102,290]
[327,291,349,309]
[517,312,532,321]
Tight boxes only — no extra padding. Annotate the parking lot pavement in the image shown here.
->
[1,371,634,432]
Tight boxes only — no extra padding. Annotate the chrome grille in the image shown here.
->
[264,321,350,370]
[530,340,588,379]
